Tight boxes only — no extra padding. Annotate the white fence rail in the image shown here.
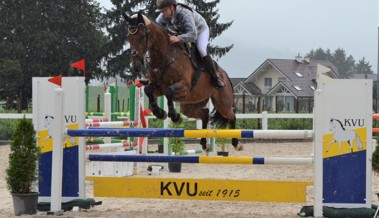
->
[0,112,313,130]
[0,113,33,119]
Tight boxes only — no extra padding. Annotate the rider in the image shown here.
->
[155,0,225,89]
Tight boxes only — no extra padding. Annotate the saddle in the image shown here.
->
[179,42,219,88]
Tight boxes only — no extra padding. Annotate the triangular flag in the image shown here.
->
[71,59,85,77]
[48,75,62,87]
[135,80,143,88]
[139,105,147,128]
[138,137,144,150]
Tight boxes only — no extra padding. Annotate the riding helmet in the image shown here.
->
[155,0,177,12]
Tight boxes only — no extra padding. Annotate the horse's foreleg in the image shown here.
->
[144,85,167,120]
[165,87,182,124]
[166,98,182,124]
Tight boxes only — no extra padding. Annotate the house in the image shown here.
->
[233,57,339,113]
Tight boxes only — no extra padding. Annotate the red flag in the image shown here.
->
[127,80,134,86]
[71,59,85,77]
[135,80,143,88]
[139,105,147,128]
[104,83,108,92]
[48,75,62,87]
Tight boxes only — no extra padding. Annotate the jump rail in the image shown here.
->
[87,154,314,165]
[67,128,314,139]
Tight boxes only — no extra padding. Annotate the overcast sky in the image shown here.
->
[98,0,378,78]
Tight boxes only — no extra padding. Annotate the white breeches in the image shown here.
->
[197,27,209,57]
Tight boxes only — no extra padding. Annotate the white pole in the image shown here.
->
[104,91,111,146]
[262,111,268,130]
[50,88,64,212]
[77,79,86,199]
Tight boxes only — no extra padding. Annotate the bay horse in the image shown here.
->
[123,12,242,152]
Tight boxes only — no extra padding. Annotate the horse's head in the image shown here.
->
[123,12,151,73]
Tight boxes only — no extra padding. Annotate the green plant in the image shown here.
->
[168,121,185,155]
[216,138,228,152]
[169,137,185,155]
[6,116,40,193]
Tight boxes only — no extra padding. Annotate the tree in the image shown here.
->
[331,48,355,78]
[306,47,371,78]
[355,57,373,75]
[0,0,108,111]
[306,47,332,60]
[103,0,233,80]
[185,0,233,58]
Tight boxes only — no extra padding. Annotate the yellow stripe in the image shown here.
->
[38,124,79,153]
[87,177,313,203]
[323,127,367,158]
[199,156,253,164]
[184,130,242,138]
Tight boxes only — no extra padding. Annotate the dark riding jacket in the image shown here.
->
[155,5,207,43]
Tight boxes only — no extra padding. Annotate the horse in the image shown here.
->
[41,115,76,148]
[123,12,242,152]
[326,118,363,154]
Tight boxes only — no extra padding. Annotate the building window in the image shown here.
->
[293,85,302,91]
[264,78,272,87]
[294,71,303,77]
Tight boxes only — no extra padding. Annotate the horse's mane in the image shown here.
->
[331,118,345,130]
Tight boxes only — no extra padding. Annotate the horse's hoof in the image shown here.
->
[171,115,183,125]
[157,111,167,120]
[202,144,211,153]
[234,144,243,151]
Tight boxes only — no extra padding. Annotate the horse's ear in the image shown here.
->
[122,12,130,23]
[137,11,144,24]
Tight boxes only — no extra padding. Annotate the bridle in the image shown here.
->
[128,23,149,59]
[127,18,175,74]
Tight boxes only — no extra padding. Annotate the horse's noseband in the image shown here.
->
[131,50,138,56]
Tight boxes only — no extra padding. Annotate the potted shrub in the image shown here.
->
[168,136,185,172]
[6,117,40,215]
[168,122,185,172]
[216,138,229,156]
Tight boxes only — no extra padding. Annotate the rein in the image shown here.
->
[128,21,176,75]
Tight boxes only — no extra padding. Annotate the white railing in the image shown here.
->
[0,113,32,119]
[0,111,313,130]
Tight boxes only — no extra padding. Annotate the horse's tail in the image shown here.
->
[355,132,363,150]
[210,109,230,128]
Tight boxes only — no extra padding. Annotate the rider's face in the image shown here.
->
[161,5,174,17]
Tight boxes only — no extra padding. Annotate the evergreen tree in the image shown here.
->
[185,0,233,58]
[331,48,355,78]
[0,0,107,111]
[355,57,373,75]
[306,47,372,78]
[103,0,233,80]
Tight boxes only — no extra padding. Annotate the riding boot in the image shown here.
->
[202,55,225,90]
